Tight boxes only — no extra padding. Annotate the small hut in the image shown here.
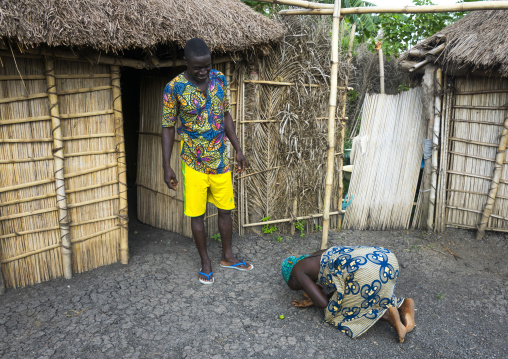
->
[398,9,508,237]
[0,0,283,290]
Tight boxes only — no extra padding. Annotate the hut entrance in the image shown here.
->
[133,62,239,238]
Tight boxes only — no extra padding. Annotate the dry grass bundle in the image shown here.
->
[343,88,425,230]
[399,9,508,77]
[0,0,283,54]
[241,15,350,231]
[444,76,508,232]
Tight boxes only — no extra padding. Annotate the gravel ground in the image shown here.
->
[1,218,507,359]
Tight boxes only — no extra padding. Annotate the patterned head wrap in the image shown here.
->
[281,255,309,284]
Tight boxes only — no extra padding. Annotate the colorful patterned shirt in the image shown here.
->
[162,69,230,174]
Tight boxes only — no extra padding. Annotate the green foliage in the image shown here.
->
[211,233,221,242]
[261,216,278,234]
[294,220,306,237]
[240,0,274,15]
[314,224,323,231]
[275,235,284,242]
[378,0,471,57]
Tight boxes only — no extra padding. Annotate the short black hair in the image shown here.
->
[184,38,211,59]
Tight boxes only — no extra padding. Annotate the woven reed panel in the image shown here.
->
[0,56,62,288]
[54,60,122,273]
[445,77,508,232]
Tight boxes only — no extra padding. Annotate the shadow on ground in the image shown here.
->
[1,219,507,358]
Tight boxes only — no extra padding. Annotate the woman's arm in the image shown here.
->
[293,271,328,308]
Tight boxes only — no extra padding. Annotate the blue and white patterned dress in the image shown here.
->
[318,246,404,338]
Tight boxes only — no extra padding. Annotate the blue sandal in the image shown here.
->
[220,261,254,271]
[198,270,214,285]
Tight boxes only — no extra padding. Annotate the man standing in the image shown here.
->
[161,38,253,284]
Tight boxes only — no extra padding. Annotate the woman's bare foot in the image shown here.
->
[398,298,415,333]
[382,307,406,343]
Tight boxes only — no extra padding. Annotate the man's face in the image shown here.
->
[185,53,212,83]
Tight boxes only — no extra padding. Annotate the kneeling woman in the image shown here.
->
[282,246,415,342]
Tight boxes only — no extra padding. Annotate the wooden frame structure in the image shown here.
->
[255,0,508,246]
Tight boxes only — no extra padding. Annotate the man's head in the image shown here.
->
[184,38,212,84]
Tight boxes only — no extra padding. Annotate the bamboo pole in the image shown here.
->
[476,110,508,240]
[243,79,353,91]
[376,42,385,94]
[321,0,341,250]
[428,68,442,231]
[277,1,508,14]
[44,57,72,280]
[243,211,344,227]
[337,22,356,229]
[111,65,129,264]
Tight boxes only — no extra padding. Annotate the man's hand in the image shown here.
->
[164,167,179,191]
[235,150,246,174]
[292,292,314,308]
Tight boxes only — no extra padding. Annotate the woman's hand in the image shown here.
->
[292,292,314,308]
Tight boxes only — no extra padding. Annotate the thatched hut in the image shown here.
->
[398,9,508,237]
[0,0,283,290]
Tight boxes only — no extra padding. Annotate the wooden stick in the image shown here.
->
[447,170,508,184]
[70,226,120,244]
[0,155,53,164]
[0,74,111,81]
[243,211,345,227]
[377,42,385,94]
[63,163,117,179]
[60,109,114,119]
[111,65,129,264]
[1,243,62,264]
[244,79,353,91]
[0,178,54,193]
[62,133,116,141]
[338,22,356,229]
[428,68,442,231]
[0,207,58,222]
[0,92,48,104]
[65,180,118,194]
[67,195,119,209]
[452,105,508,110]
[44,57,72,280]
[0,226,60,240]
[455,89,508,95]
[64,149,117,158]
[476,110,508,240]
[277,1,508,14]
[0,138,52,143]
[321,0,341,250]
[69,215,118,227]
[0,193,56,207]
[448,150,500,163]
[0,115,51,125]
[58,85,112,96]
[452,118,504,126]
[449,137,499,148]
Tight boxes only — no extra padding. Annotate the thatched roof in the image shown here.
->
[0,0,284,54]
[399,9,508,76]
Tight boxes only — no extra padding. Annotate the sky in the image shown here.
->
[370,0,462,6]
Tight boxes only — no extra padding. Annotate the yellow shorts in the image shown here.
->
[182,163,235,217]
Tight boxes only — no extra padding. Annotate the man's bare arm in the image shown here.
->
[161,127,178,190]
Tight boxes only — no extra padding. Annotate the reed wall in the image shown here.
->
[444,76,508,232]
[0,54,127,288]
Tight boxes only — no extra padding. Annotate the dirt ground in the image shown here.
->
[0,217,507,358]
